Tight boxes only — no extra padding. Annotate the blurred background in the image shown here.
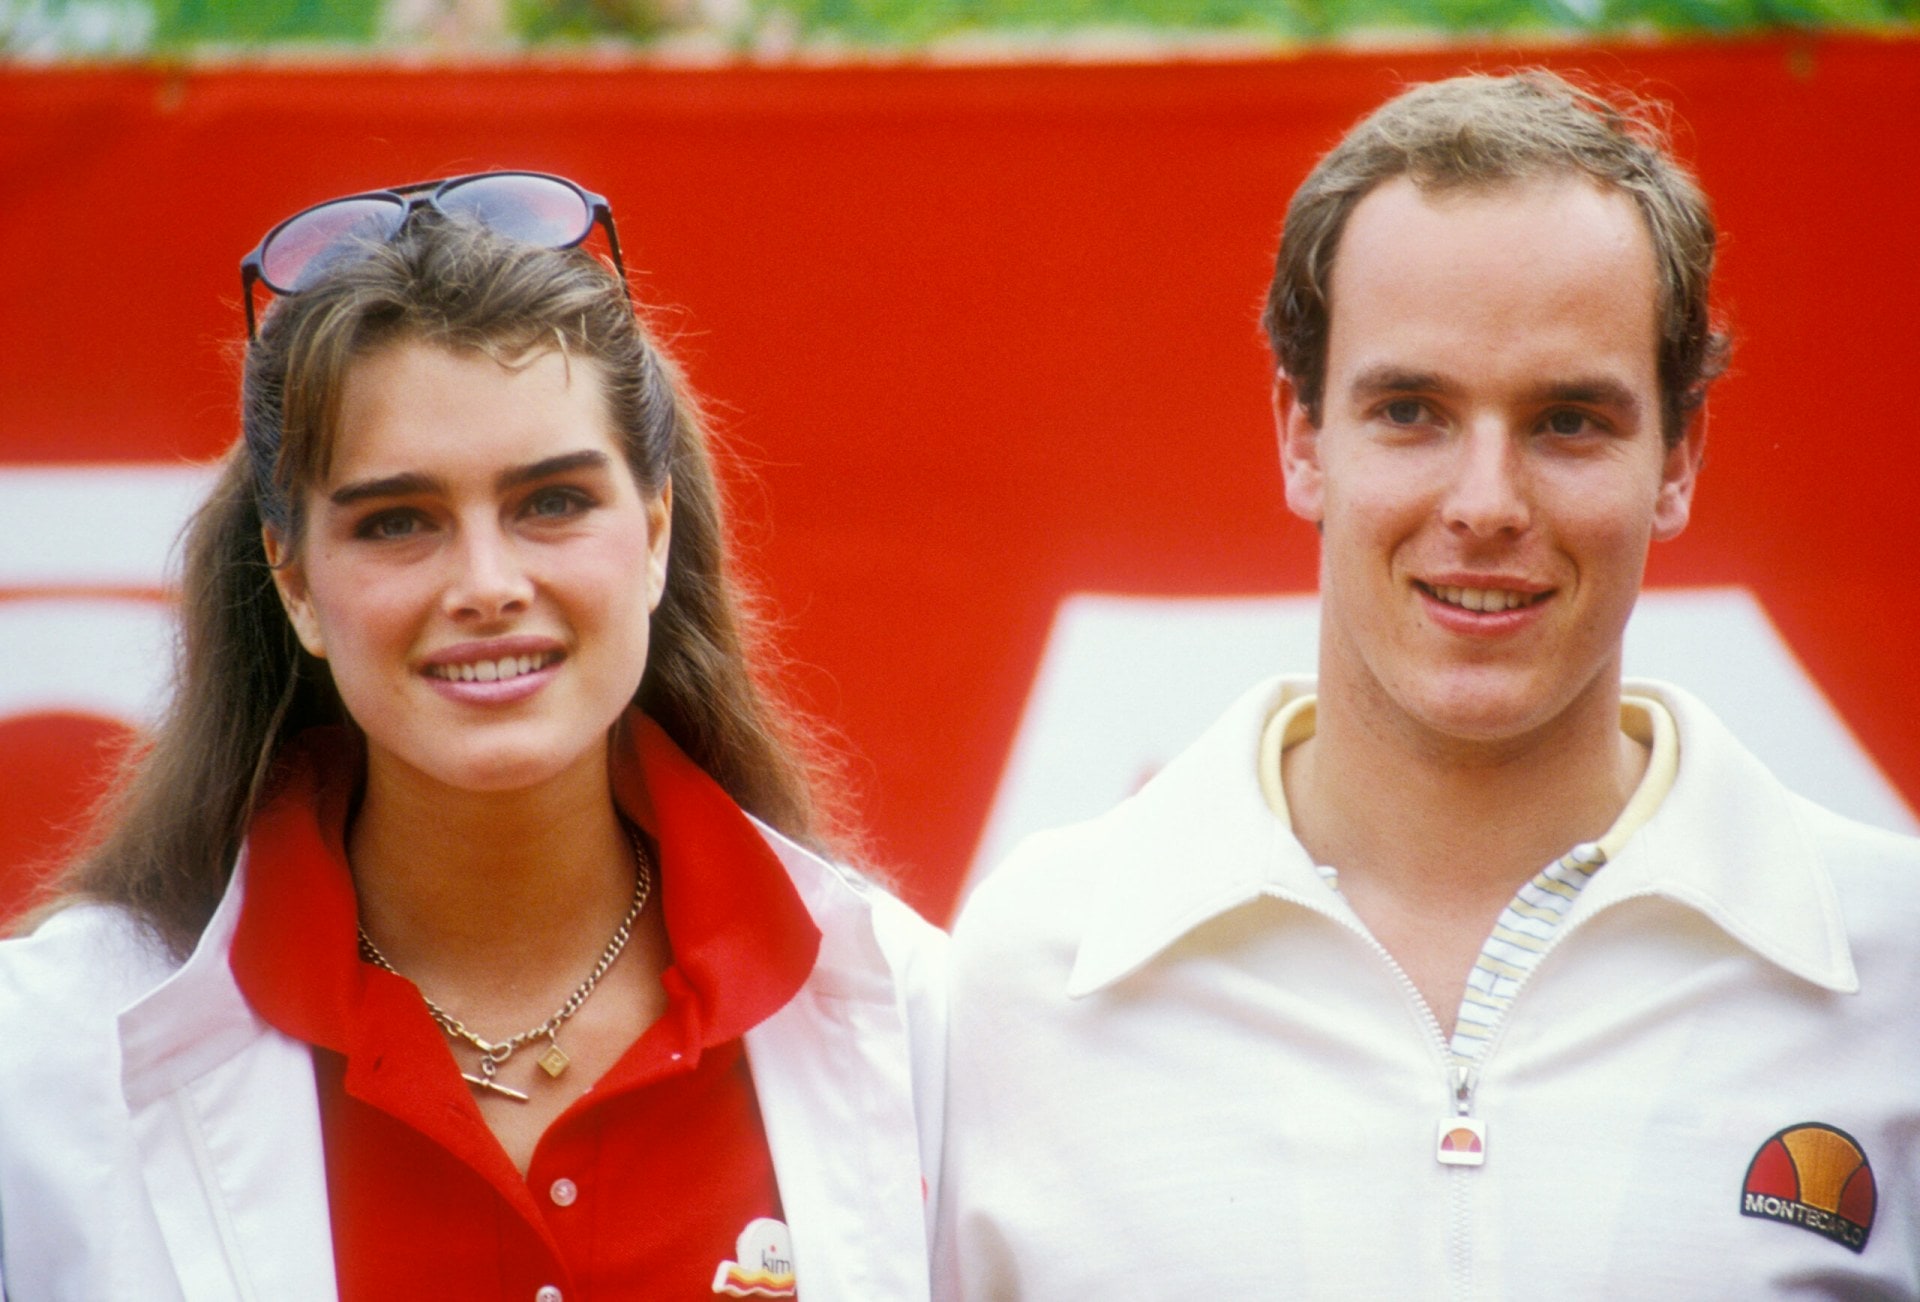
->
[3,0,1917,928]
[5,0,1917,57]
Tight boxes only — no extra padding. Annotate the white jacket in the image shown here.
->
[0,823,946,1302]
[939,677,1920,1299]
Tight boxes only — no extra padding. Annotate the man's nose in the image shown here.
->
[1441,422,1531,539]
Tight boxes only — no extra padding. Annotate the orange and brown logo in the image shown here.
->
[1741,1123,1876,1254]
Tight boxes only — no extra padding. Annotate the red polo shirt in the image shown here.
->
[230,715,822,1302]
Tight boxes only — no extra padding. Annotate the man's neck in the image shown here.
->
[1289,692,1645,902]
[1281,679,1648,1026]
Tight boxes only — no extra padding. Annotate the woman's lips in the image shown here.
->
[420,644,565,704]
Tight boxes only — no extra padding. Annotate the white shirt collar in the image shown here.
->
[1065,676,1857,998]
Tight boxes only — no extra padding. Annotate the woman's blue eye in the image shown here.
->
[358,511,420,540]
[526,487,590,518]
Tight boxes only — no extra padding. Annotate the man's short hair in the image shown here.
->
[1262,70,1730,445]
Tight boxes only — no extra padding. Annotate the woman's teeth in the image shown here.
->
[429,653,556,683]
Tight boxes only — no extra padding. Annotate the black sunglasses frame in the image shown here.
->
[239,171,625,338]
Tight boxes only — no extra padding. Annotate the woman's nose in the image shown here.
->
[443,525,533,620]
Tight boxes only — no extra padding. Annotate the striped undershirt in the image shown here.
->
[1258,692,1679,1063]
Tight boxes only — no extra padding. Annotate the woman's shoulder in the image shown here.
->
[0,901,179,1019]
[756,820,944,932]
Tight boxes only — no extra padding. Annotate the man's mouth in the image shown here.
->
[1417,583,1548,613]
[424,651,562,684]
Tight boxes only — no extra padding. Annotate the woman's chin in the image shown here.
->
[368,729,611,802]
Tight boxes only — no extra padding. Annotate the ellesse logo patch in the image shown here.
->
[1741,1123,1876,1254]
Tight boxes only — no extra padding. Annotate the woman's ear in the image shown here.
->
[645,478,672,614]
[262,527,327,659]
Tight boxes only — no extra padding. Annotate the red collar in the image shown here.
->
[231,714,823,1060]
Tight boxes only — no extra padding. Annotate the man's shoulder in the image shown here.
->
[1652,677,1920,876]
[1649,679,1920,985]
[951,675,1302,963]
[946,795,1128,983]
[1787,788,1920,941]
[1790,786,1920,864]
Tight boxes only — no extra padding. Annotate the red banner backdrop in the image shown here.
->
[3,40,1917,925]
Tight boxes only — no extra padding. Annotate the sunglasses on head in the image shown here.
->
[239,170,625,338]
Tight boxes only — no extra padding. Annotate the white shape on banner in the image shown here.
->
[0,463,216,730]
[963,589,1919,898]
[0,463,218,588]
[0,598,177,725]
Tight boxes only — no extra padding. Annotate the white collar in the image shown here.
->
[1066,676,1857,998]
[1066,678,1332,997]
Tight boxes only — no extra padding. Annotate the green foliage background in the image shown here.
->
[3,0,1915,56]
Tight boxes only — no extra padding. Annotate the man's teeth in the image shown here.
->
[1431,585,1538,613]
[432,654,554,683]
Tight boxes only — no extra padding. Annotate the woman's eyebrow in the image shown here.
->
[329,471,441,507]
[496,450,610,492]
[326,451,612,507]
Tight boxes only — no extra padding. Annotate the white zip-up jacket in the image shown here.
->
[0,823,946,1302]
[938,677,1919,1298]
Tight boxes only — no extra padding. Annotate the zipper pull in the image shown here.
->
[1436,1062,1486,1167]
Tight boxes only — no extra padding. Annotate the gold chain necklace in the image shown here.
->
[356,827,654,1104]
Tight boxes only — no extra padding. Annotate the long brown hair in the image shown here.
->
[56,212,844,959]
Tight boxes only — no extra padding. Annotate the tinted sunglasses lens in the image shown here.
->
[261,196,409,293]
[437,174,593,248]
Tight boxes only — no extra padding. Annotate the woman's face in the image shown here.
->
[267,337,669,798]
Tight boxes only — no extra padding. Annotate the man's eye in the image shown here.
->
[1382,399,1427,425]
[1543,410,1595,436]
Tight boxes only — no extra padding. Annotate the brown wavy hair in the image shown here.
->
[54,213,845,958]
[1263,69,1730,446]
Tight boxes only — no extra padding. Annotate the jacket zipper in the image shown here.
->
[1290,898,1476,1300]
[1289,877,1637,1298]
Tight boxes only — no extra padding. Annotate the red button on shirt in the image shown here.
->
[231,714,823,1301]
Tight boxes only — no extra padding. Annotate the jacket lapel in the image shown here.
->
[117,853,339,1302]
[745,831,933,1302]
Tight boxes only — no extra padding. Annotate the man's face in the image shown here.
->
[1279,174,1702,754]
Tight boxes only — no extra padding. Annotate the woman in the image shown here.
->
[0,172,944,1300]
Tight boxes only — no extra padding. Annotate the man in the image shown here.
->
[937,72,1918,1296]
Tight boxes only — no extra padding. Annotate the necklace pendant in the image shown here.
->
[462,1071,531,1103]
[538,1042,571,1079]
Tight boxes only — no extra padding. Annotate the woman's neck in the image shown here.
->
[345,739,640,997]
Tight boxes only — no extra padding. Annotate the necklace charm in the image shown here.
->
[463,1071,532,1102]
[356,825,654,1107]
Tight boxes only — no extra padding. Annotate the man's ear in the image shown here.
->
[1651,403,1707,542]
[645,477,672,614]
[262,527,327,659]
[1276,372,1325,525]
